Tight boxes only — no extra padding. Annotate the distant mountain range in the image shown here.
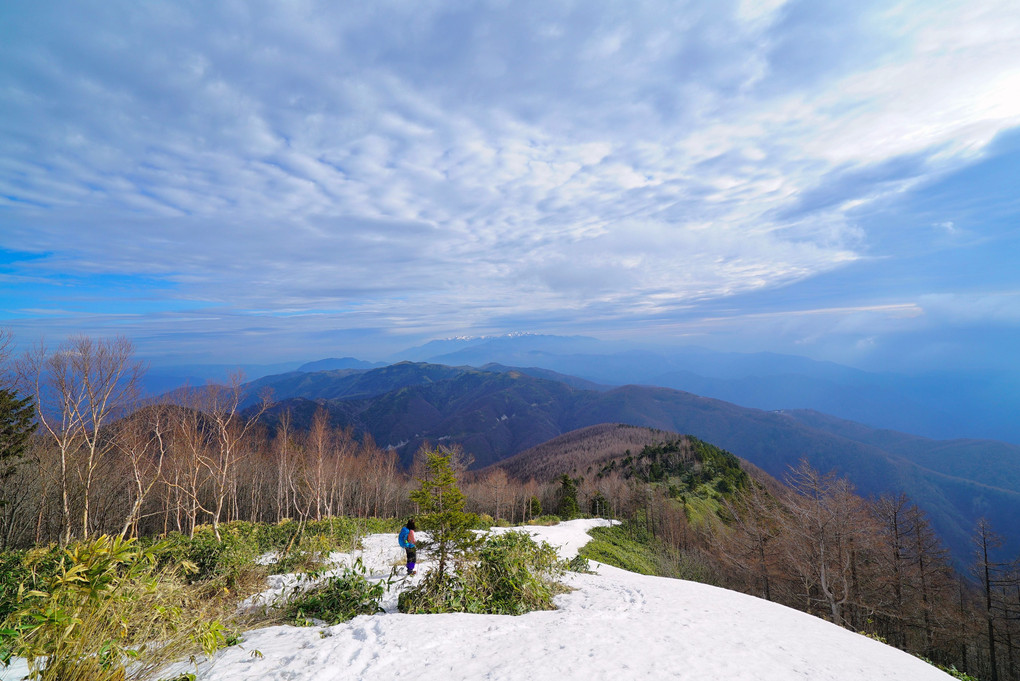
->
[387,334,1020,445]
[297,357,384,372]
[143,333,1020,445]
[240,360,1020,564]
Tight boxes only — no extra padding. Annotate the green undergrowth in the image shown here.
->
[578,521,718,584]
[579,524,662,576]
[524,515,563,526]
[287,558,388,625]
[0,517,401,620]
[917,658,980,680]
[0,535,239,681]
[681,491,726,527]
[0,516,404,680]
[142,517,400,593]
[398,530,567,615]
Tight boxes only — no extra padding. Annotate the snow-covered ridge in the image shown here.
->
[166,519,952,681]
[1,520,953,680]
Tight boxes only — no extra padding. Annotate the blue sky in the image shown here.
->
[1,0,1019,371]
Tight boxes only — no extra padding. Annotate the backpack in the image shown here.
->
[398,526,410,548]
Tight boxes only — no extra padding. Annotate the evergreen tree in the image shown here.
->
[0,387,34,489]
[527,495,542,520]
[589,491,611,518]
[410,448,479,577]
[557,474,580,520]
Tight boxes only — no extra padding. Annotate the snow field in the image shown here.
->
[172,519,954,681]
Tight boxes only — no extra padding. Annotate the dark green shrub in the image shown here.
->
[527,495,542,519]
[304,517,360,547]
[287,558,386,625]
[147,529,260,588]
[144,518,368,590]
[579,524,662,576]
[397,570,467,614]
[588,491,611,517]
[579,522,718,584]
[354,517,405,535]
[567,554,593,573]
[474,531,565,614]
[398,531,565,615]
[0,548,63,622]
[556,474,580,519]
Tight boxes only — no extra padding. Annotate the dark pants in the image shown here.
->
[405,546,416,569]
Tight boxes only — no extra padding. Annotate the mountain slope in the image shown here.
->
[782,408,1020,495]
[573,386,1020,563]
[247,362,1020,561]
[490,424,678,481]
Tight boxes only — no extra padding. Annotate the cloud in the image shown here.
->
[918,292,1020,326]
[0,0,1019,362]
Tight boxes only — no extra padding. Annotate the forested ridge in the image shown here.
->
[235,360,1020,564]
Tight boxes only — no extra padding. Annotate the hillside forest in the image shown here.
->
[1,334,1019,681]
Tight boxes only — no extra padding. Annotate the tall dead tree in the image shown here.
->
[195,373,270,541]
[117,402,171,538]
[722,482,783,602]
[21,335,143,543]
[780,461,878,627]
[974,518,1007,681]
[274,409,296,522]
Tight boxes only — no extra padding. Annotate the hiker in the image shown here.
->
[398,518,417,575]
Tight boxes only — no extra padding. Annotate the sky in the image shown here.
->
[1,0,1019,372]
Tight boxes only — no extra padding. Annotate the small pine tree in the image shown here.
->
[0,387,34,488]
[589,491,611,518]
[557,474,580,520]
[409,448,479,577]
[528,495,542,520]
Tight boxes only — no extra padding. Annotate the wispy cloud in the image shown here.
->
[1,0,1018,364]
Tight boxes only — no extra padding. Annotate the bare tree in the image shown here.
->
[20,335,143,543]
[0,328,17,391]
[273,409,297,522]
[482,467,510,520]
[973,518,1009,681]
[305,407,332,521]
[194,373,269,541]
[168,389,211,537]
[906,503,954,655]
[117,402,171,538]
[874,495,911,610]
[721,482,783,601]
[328,426,356,518]
[780,461,878,627]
